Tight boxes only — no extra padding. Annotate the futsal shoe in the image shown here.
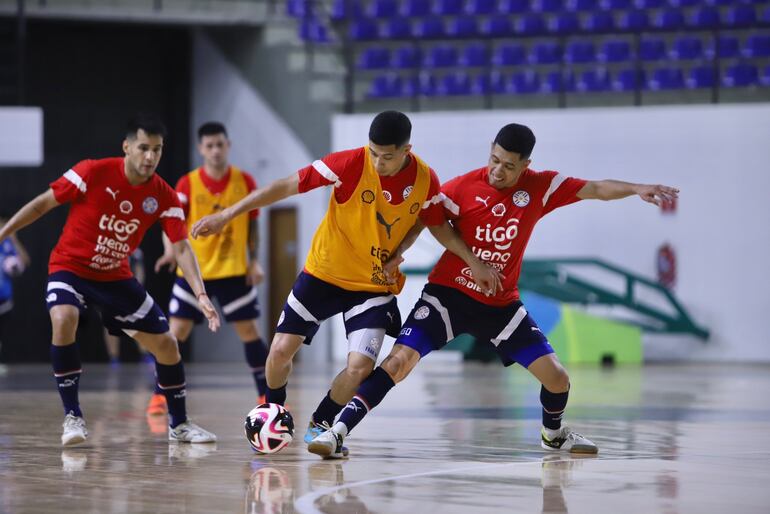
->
[541,426,598,454]
[168,420,218,443]
[146,393,168,416]
[61,412,88,446]
[308,430,349,459]
[304,420,332,444]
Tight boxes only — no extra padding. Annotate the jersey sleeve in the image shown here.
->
[50,160,95,204]
[175,175,191,218]
[438,175,463,221]
[297,148,364,194]
[242,172,260,220]
[418,168,446,226]
[540,171,588,216]
[159,185,188,243]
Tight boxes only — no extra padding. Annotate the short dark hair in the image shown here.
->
[494,123,536,158]
[126,113,167,140]
[369,111,411,147]
[198,121,228,140]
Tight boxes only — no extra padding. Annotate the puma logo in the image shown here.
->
[105,187,119,200]
[376,212,400,239]
[475,195,490,207]
[344,401,362,413]
[386,312,394,322]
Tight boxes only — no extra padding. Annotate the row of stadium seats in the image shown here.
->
[356,35,770,68]
[367,63,770,96]
[288,0,770,19]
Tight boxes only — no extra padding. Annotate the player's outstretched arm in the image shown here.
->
[172,239,221,332]
[427,221,504,296]
[154,233,177,273]
[191,173,300,239]
[0,189,60,242]
[577,180,679,206]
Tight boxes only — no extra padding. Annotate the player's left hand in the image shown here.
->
[382,254,405,285]
[191,212,227,239]
[197,293,220,332]
[637,184,679,206]
[246,260,265,286]
[470,260,505,297]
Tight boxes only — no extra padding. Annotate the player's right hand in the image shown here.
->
[191,213,227,239]
[382,254,405,285]
[470,261,505,297]
[154,253,177,273]
[197,293,221,332]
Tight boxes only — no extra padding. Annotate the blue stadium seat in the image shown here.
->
[286,0,312,17]
[416,17,446,38]
[402,0,432,16]
[473,71,509,94]
[435,0,465,15]
[369,0,399,17]
[601,0,632,9]
[655,9,686,29]
[744,35,770,58]
[566,0,598,11]
[598,40,633,62]
[613,68,646,91]
[533,0,565,12]
[299,19,330,43]
[493,43,528,65]
[670,36,704,60]
[689,6,721,28]
[482,17,514,37]
[542,71,575,92]
[725,5,757,27]
[686,65,717,88]
[582,11,616,32]
[438,72,473,95]
[467,0,499,14]
[358,47,391,69]
[639,38,667,61]
[668,0,700,7]
[566,41,597,63]
[330,0,364,20]
[550,12,581,34]
[350,19,379,41]
[382,18,413,39]
[500,0,531,13]
[404,73,438,96]
[619,10,651,30]
[424,45,459,68]
[723,63,759,86]
[761,6,770,25]
[517,14,548,35]
[705,35,741,58]
[392,46,421,68]
[530,42,562,64]
[510,70,541,93]
[447,17,480,38]
[760,65,770,87]
[704,0,733,6]
[461,43,491,67]
[634,0,666,8]
[577,69,611,92]
[648,68,685,90]
[368,74,403,98]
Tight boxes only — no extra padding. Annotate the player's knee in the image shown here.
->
[50,308,78,331]
[153,335,181,362]
[544,367,570,393]
[267,343,294,365]
[344,361,374,385]
[381,354,412,383]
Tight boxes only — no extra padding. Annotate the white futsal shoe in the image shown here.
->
[308,430,349,459]
[168,419,217,443]
[541,426,598,454]
[61,412,88,446]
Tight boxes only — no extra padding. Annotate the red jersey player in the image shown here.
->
[308,123,679,459]
[0,114,221,446]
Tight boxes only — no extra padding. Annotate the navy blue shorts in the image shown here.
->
[46,270,169,336]
[277,271,401,345]
[396,284,554,368]
[168,276,260,323]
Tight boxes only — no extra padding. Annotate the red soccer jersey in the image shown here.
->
[175,166,259,219]
[49,157,186,281]
[429,167,587,306]
[297,147,445,226]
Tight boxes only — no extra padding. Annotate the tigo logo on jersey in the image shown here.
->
[413,306,430,320]
[119,200,133,214]
[98,214,140,242]
[512,190,530,207]
[142,197,158,214]
[491,203,506,217]
[474,218,520,250]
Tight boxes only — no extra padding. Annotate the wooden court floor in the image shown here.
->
[1,360,769,513]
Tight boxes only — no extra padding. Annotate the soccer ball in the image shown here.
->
[244,403,294,454]
[2,256,24,277]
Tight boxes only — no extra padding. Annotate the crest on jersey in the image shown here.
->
[512,190,530,207]
[414,306,430,320]
[402,185,413,199]
[120,200,133,214]
[383,190,392,202]
[491,203,506,217]
[142,197,158,214]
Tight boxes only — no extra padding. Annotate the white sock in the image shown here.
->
[332,421,349,437]
[543,426,562,439]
